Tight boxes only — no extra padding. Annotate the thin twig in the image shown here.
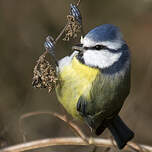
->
[128,142,150,152]
[109,135,119,152]
[54,24,68,43]
[42,23,68,57]
[77,0,81,6]
[42,0,83,57]
[0,137,152,152]
[19,111,88,143]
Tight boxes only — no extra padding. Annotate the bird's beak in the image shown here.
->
[72,44,83,52]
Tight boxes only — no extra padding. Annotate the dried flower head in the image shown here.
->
[32,1,83,93]
[63,4,82,41]
[32,54,58,93]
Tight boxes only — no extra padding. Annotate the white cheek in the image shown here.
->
[83,50,122,69]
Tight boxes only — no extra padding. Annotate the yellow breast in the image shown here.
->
[56,56,99,119]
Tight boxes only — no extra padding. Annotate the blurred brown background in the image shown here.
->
[0,0,152,151]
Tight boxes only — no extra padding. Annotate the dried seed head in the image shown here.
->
[63,4,82,41]
[32,54,58,93]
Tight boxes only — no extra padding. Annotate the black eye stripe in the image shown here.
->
[94,45,107,50]
[84,45,108,50]
[83,47,89,50]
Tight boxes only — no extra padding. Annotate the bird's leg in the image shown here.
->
[77,97,96,130]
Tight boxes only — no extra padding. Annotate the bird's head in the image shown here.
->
[74,24,130,74]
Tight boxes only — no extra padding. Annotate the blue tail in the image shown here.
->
[108,115,134,149]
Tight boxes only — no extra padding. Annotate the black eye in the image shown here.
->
[94,45,106,50]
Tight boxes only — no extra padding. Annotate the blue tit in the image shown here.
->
[55,24,134,149]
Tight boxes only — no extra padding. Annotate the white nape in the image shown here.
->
[83,49,122,69]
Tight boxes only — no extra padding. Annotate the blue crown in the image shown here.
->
[85,24,122,42]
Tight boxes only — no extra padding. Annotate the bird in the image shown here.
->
[54,24,134,149]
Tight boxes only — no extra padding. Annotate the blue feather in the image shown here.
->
[85,24,122,42]
[101,44,130,74]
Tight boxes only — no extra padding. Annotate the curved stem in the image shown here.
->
[1,137,152,152]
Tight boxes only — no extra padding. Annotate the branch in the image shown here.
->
[19,111,88,143]
[0,137,152,152]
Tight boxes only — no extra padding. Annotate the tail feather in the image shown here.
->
[108,115,134,149]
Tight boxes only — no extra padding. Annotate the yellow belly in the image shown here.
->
[56,56,99,119]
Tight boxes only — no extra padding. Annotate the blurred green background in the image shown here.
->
[0,0,152,151]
